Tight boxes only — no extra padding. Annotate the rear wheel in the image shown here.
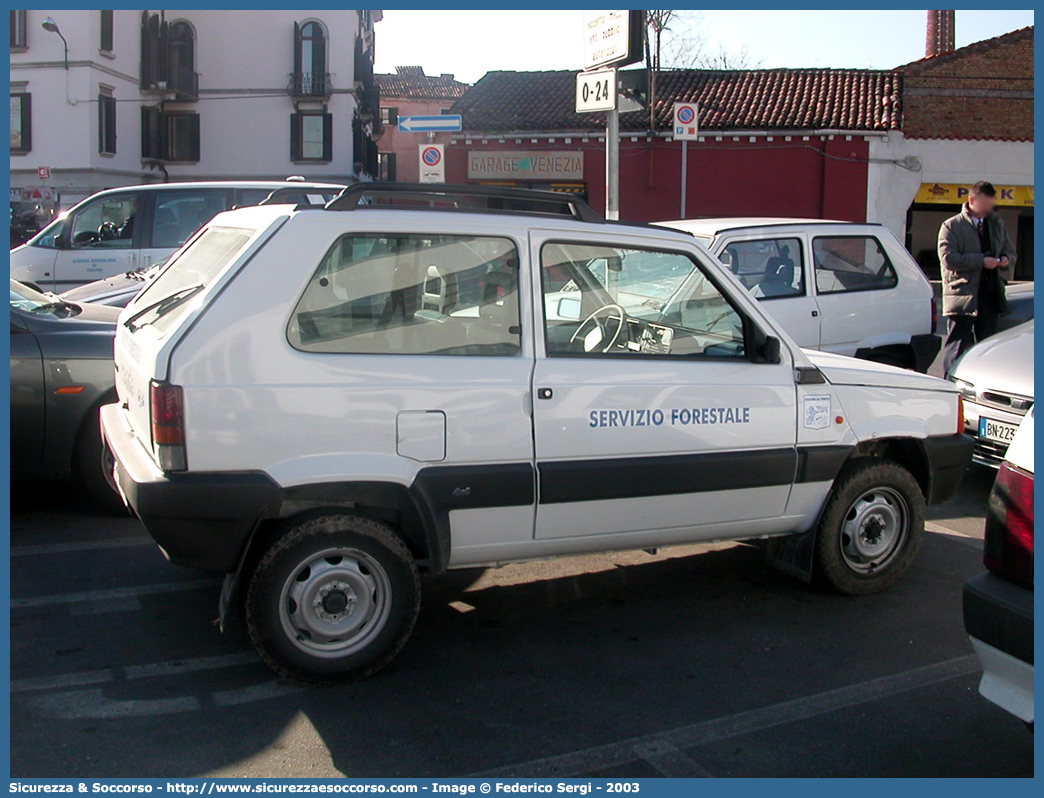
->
[812,459,924,595]
[244,513,420,686]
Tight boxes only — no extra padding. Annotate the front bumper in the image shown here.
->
[963,571,1034,722]
[923,433,975,504]
[961,400,1028,468]
[100,404,280,572]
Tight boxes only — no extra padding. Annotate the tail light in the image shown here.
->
[150,381,187,471]
[957,395,964,434]
[931,296,938,333]
[983,462,1034,588]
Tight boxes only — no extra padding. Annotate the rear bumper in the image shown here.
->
[910,333,942,373]
[923,433,974,504]
[100,404,280,572]
[963,571,1034,722]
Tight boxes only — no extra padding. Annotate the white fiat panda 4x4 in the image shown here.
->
[102,184,973,685]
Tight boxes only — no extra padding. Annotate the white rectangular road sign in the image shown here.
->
[582,10,640,70]
[575,69,616,113]
[418,143,445,184]
[398,115,462,133]
[673,102,699,140]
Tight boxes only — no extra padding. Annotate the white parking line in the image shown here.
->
[10,536,153,557]
[12,652,261,694]
[925,521,984,548]
[11,579,221,609]
[632,741,713,777]
[473,655,979,777]
[31,688,201,719]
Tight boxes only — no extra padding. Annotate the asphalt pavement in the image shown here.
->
[9,461,1033,778]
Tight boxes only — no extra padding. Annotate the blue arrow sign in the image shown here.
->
[397,115,462,133]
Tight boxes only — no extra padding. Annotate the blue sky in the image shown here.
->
[372,9,1035,82]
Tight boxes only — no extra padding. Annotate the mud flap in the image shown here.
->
[765,529,816,582]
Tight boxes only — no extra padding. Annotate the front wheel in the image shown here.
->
[244,513,421,686]
[812,459,924,595]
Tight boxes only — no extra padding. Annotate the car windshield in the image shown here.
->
[10,278,68,313]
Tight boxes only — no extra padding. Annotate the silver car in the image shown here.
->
[950,320,1034,467]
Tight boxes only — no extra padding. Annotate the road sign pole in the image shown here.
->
[605,69,619,221]
[680,140,688,218]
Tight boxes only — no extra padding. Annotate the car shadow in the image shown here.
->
[11,528,1032,778]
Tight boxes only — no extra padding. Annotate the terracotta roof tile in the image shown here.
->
[377,66,469,101]
[452,68,903,133]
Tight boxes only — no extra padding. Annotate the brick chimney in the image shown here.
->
[926,10,955,57]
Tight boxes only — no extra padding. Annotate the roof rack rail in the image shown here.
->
[325,182,605,224]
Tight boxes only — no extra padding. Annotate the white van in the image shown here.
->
[659,219,941,372]
[10,181,346,291]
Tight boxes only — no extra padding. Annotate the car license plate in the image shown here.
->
[979,416,1019,445]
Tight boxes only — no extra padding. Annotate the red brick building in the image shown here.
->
[445,68,901,223]
[869,26,1034,279]
[375,66,468,183]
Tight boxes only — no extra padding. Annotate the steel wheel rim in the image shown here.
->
[839,487,909,574]
[278,547,392,658]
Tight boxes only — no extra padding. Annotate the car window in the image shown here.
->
[150,189,229,249]
[541,241,745,359]
[813,236,898,294]
[288,233,521,357]
[721,237,804,300]
[68,193,138,250]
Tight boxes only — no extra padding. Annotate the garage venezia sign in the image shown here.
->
[468,151,584,181]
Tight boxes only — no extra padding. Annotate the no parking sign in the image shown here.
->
[418,144,445,183]
[673,102,699,140]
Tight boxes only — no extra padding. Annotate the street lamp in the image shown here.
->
[42,16,69,70]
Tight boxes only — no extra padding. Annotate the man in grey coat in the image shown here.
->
[938,181,1017,374]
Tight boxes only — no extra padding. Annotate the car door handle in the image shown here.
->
[537,388,553,400]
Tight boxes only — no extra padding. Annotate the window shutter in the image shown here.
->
[314,26,326,78]
[19,94,31,152]
[290,112,302,161]
[100,10,114,52]
[141,105,164,160]
[185,113,200,162]
[322,112,333,162]
[293,21,302,75]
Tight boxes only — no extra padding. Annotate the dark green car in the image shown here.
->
[10,279,122,511]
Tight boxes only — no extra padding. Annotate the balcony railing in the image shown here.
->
[140,62,199,101]
[288,71,332,98]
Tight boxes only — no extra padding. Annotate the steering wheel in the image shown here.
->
[97,222,118,241]
[569,303,626,353]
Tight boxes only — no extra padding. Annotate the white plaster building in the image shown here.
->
[10,9,381,207]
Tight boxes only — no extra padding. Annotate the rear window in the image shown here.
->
[126,226,253,333]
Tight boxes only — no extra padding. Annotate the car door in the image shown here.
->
[810,231,902,356]
[281,227,537,567]
[138,188,233,270]
[54,190,143,288]
[9,310,45,469]
[714,232,821,348]
[529,231,799,544]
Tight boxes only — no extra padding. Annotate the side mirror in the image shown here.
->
[747,319,782,364]
[760,335,782,364]
[557,296,582,321]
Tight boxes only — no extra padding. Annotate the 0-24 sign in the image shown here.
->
[575,69,616,113]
